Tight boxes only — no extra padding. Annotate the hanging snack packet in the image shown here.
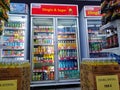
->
[0,6,8,22]
[0,0,10,11]
[111,6,120,21]
[112,0,120,7]
[101,0,109,13]
[0,20,4,35]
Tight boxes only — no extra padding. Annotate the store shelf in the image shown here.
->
[5,27,25,30]
[101,47,120,55]
[4,40,24,43]
[100,20,120,30]
[89,40,104,42]
[58,32,76,34]
[58,38,76,40]
[4,34,24,36]
[58,47,77,50]
[34,36,53,39]
[2,48,24,50]
[2,55,24,57]
[58,56,77,60]
[34,31,54,33]
[33,26,53,28]
[59,67,78,71]
[34,44,54,46]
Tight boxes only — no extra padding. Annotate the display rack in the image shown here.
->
[100,19,120,55]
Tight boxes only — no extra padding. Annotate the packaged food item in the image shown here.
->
[112,0,120,6]
[101,13,107,25]
[0,20,4,35]
[0,6,8,22]
[105,10,113,22]
[111,5,120,20]
[0,0,10,11]
[101,0,109,13]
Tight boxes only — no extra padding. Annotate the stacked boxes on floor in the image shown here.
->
[0,60,30,90]
[80,58,120,90]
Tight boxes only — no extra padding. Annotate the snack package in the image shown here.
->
[111,7,120,20]
[106,10,113,22]
[101,13,107,25]
[112,0,120,7]
[0,6,8,22]
[101,0,109,13]
[0,0,10,11]
[0,20,4,35]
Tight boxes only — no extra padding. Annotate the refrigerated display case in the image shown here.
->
[80,6,107,58]
[30,3,80,86]
[1,3,28,60]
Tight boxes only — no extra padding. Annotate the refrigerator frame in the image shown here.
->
[2,14,28,60]
[80,6,101,58]
[30,16,81,86]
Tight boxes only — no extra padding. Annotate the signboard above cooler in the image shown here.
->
[84,6,102,17]
[31,3,78,16]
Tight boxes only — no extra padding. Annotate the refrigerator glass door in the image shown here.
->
[87,19,107,58]
[3,14,27,60]
[31,17,55,81]
[57,18,80,80]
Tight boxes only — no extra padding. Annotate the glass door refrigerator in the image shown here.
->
[80,6,107,58]
[2,3,28,60]
[30,3,80,86]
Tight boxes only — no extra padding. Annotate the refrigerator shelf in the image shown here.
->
[34,36,53,39]
[58,38,76,40]
[59,67,78,71]
[34,44,54,46]
[33,26,53,28]
[58,32,76,34]
[58,56,77,60]
[33,63,54,67]
[5,27,25,30]
[2,46,24,49]
[34,53,54,55]
[89,40,104,42]
[33,69,54,72]
[58,48,77,50]
[34,31,54,33]
[3,34,24,36]
[101,47,120,55]
[4,40,24,43]
[33,60,54,63]
[2,48,24,50]
[2,55,24,57]
[90,51,101,53]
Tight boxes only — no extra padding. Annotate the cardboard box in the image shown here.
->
[0,66,30,90]
[80,64,120,90]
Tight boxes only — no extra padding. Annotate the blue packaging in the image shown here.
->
[10,3,28,14]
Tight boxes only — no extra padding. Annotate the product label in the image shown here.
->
[0,80,17,90]
[96,75,119,90]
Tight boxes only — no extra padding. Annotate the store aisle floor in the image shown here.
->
[31,87,80,90]
[31,84,80,90]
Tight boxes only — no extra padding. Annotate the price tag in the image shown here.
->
[0,80,17,90]
[96,75,119,90]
